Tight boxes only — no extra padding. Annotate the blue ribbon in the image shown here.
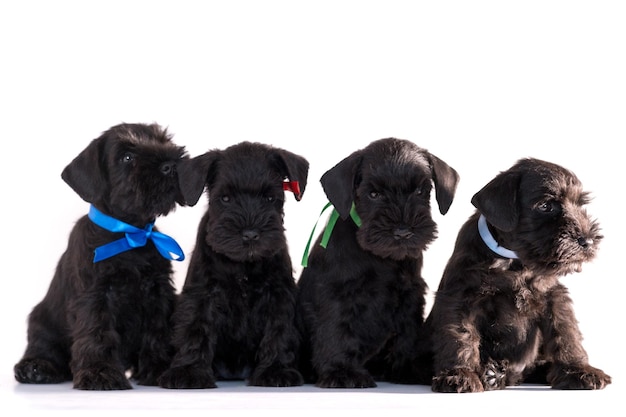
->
[88,205,185,263]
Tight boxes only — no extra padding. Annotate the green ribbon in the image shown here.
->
[301,201,362,267]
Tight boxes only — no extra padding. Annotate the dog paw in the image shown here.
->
[73,366,132,390]
[481,360,507,390]
[249,367,304,387]
[132,369,163,386]
[550,364,612,390]
[158,366,217,389]
[432,368,484,393]
[14,358,70,384]
[132,363,170,386]
[317,368,377,389]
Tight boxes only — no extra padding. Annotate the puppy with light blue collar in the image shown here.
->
[426,157,612,392]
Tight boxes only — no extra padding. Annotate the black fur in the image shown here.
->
[427,158,612,392]
[14,123,189,390]
[296,138,459,388]
[158,141,308,389]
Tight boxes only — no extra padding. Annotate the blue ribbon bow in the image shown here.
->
[88,205,185,263]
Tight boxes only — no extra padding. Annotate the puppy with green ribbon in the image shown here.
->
[296,137,459,388]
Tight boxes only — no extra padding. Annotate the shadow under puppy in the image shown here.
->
[427,157,612,392]
[14,123,189,390]
[296,138,459,388]
[158,141,308,388]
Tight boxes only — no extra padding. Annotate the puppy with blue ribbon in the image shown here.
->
[14,123,192,390]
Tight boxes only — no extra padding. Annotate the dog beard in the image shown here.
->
[355,206,438,261]
[110,180,183,220]
[511,214,602,276]
[205,212,288,262]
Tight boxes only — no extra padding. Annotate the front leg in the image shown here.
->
[69,290,130,390]
[542,287,611,390]
[310,300,378,389]
[158,286,218,389]
[249,285,303,387]
[384,286,430,385]
[132,275,176,386]
[431,315,484,393]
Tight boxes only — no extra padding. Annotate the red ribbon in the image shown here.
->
[283,180,301,199]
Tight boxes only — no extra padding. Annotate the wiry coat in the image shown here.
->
[296,138,459,388]
[158,142,309,388]
[14,123,188,390]
[427,158,612,392]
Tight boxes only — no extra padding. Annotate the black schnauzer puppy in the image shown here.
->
[158,141,308,389]
[296,138,459,388]
[427,157,612,392]
[14,123,189,390]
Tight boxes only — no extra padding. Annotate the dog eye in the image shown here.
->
[121,152,135,163]
[266,195,275,203]
[537,201,559,213]
[221,195,230,203]
[415,187,423,196]
[369,191,380,200]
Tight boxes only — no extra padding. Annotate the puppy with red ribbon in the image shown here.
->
[159,141,308,389]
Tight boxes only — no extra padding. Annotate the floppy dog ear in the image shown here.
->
[471,170,521,232]
[428,153,460,215]
[272,149,309,201]
[320,151,362,220]
[61,137,107,204]
[176,150,221,206]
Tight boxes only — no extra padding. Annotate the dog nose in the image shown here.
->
[242,229,260,242]
[394,227,414,240]
[160,161,175,176]
[577,236,593,248]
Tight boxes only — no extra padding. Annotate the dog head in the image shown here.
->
[61,123,189,225]
[471,157,602,275]
[320,138,459,260]
[177,141,309,262]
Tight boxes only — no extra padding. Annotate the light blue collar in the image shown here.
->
[478,214,518,259]
[88,205,184,263]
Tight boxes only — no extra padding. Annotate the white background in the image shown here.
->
[0,1,623,415]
